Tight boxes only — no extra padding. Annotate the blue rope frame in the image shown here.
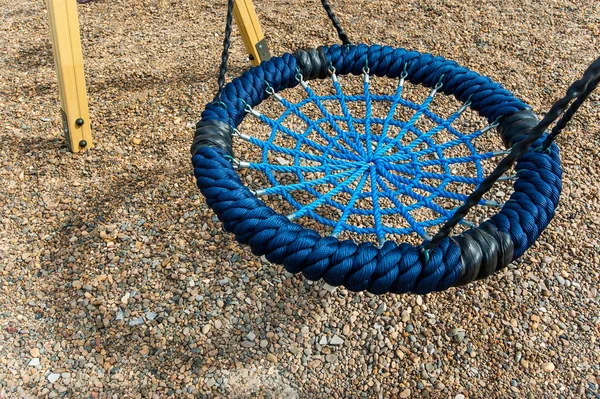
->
[192,44,562,295]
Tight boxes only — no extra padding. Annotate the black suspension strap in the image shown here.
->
[214,0,350,101]
[215,0,235,102]
[542,74,600,149]
[321,0,351,46]
[426,55,600,249]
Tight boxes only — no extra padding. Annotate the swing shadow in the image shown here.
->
[6,124,326,396]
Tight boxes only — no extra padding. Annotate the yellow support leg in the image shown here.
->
[46,0,92,152]
[233,0,271,66]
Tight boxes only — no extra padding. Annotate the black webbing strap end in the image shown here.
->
[294,47,330,81]
[498,109,540,149]
[453,222,514,286]
[191,119,234,157]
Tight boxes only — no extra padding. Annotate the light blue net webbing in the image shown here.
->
[234,70,508,245]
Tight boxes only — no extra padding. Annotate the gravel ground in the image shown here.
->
[1,0,600,398]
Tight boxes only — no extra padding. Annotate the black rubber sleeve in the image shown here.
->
[191,119,234,157]
[498,109,540,148]
[294,47,330,81]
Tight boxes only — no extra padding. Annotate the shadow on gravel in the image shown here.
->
[5,123,316,396]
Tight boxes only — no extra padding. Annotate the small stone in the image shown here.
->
[131,137,142,145]
[30,348,40,358]
[323,284,337,294]
[266,353,277,363]
[400,388,411,398]
[28,358,40,367]
[401,310,411,322]
[128,318,144,327]
[47,373,61,383]
[449,328,466,342]
[541,362,555,373]
[319,336,328,345]
[329,335,344,345]
[214,320,222,329]
[145,311,158,321]
[455,395,466,399]
[246,332,256,341]
[121,292,130,305]
[260,339,268,348]
[325,354,337,362]
[376,303,387,315]
[275,156,289,165]
[342,325,351,335]
[241,341,255,348]
[202,324,211,334]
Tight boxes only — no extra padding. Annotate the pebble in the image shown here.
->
[202,324,211,334]
[145,311,158,320]
[47,373,60,384]
[266,353,277,363]
[129,317,144,326]
[323,283,337,293]
[449,328,466,342]
[214,319,222,329]
[400,388,411,398]
[329,335,344,345]
[401,309,411,322]
[542,362,556,373]
[28,358,40,367]
[30,348,40,358]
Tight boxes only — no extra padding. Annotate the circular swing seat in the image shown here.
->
[191,44,563,295]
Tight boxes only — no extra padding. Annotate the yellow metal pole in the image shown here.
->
[233,0,271,66]
[46,0,93,152]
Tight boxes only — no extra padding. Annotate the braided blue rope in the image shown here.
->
[192,44,562,295]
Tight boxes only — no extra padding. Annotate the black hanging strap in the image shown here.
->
[426,55,600,249]
[214,0,350,101]
[214,0,235,102]
[320,0,351,46]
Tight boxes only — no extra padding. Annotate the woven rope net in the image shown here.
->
[234,69,513,247]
